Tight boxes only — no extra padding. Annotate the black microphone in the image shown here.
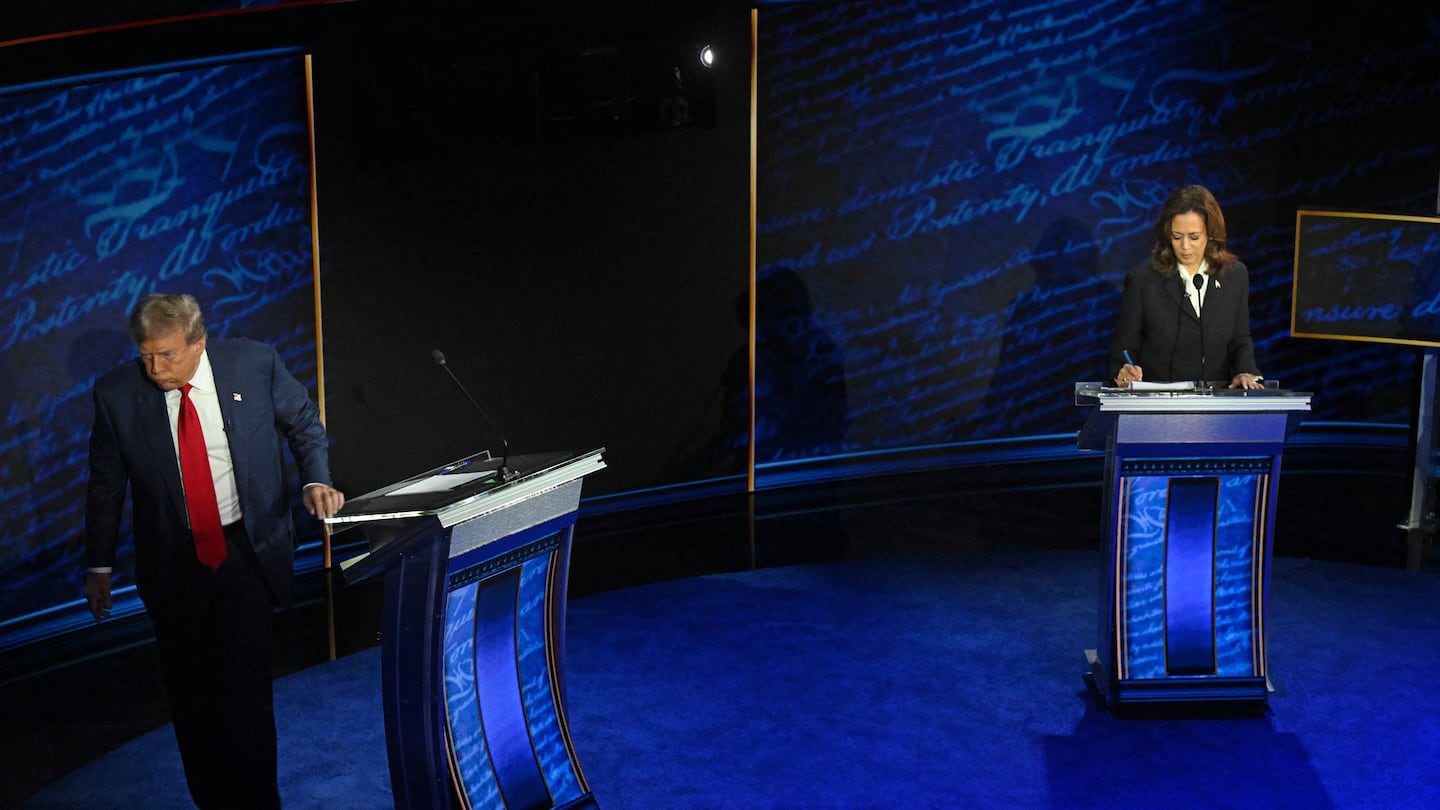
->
[1193,274,1207,384]
[431,349,516,482]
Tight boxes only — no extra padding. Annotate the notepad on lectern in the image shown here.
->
[1129,381,1196,392]
[386,471,497,496]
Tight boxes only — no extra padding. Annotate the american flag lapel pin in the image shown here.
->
[233,393,243,402]
[1214,279,1221,289]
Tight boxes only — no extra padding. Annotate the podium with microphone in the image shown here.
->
[431,349,519,482]
[329,350,605,809]
[1076,382,1310,708]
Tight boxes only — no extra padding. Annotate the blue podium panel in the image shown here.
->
[1114,465,1266,687]
[335,450,605,810]
[1161,475,1219,676]
[444,521,588,809]
[1077,390,1308,707]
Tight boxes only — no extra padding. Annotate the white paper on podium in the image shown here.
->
[1129,381,1196,392]
[386,471,495,496]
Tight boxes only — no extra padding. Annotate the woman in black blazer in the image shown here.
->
[1110,184,1265,389]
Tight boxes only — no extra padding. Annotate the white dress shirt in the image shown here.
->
[1177,260,1210,317]
[166,350,243,526]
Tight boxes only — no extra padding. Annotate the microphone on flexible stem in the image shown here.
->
[1193,274,1207,387]
[430,349,516,482]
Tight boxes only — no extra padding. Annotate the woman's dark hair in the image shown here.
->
[1149,184,1238,275]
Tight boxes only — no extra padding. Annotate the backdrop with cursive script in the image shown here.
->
[751,0,1440,462]
[0,53,320,643]
[1292,211,1440,346]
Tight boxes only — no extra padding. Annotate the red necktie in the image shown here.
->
[178,383,227,569]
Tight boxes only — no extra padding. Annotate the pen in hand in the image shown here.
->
[1118,350,1141,386]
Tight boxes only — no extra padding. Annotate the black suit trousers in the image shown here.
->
[147,523,281,810]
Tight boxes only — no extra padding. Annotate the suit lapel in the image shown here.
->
[1203,272,1229,320]
[135,379,187,520]
[209,343,247,490]
[212,345,238,439]
[1165,274,1197,322]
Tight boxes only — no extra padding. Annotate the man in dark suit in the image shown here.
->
[84,293,344,809]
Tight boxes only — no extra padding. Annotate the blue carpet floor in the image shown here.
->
[19,550,1440,809]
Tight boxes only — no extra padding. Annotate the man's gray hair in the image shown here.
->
[128,293,207,345]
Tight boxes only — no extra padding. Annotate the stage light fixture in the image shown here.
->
[698,44,715,68]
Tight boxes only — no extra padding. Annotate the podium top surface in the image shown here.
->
[1074,382,1311,413]
[325,448,606,530]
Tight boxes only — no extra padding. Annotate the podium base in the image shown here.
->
[1083,649,1272,711]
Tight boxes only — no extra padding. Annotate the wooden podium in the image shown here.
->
[1076,386,1309,707]
[329,449,605,810]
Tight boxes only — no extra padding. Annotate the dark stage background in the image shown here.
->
[1,1,1439,654]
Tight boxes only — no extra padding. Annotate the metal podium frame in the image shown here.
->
[328,448,605,810]
[1076,386,1310,707]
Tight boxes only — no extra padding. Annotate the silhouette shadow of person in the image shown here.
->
[669,267,851,479]
[984,216,1112,434]
[753,268,850,461]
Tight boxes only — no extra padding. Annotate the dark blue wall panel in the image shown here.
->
[0,53,319,645]
[754,1,1440,462]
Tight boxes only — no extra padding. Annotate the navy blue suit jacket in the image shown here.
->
[85,338,331,608]
[1109,261,1260,383]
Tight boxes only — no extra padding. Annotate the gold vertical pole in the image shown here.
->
[747,8,759,569]
[303,53,337,663]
